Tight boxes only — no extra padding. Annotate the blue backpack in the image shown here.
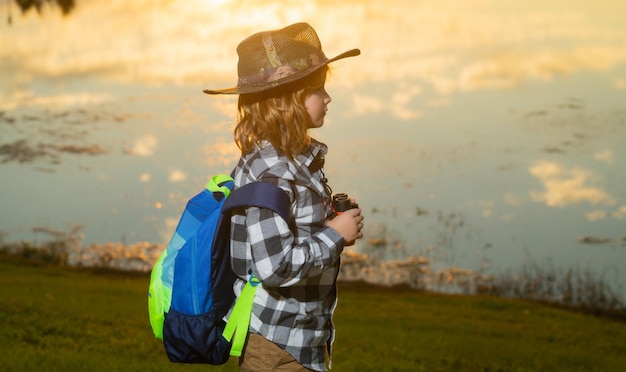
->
[148,174,290,364]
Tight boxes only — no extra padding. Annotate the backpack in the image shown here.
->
[148,174,290,364]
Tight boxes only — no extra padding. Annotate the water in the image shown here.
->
[1,0,625,298]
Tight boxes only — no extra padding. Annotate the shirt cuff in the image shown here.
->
[320,226,345,251]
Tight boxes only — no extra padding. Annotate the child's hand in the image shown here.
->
[327,206,364,245]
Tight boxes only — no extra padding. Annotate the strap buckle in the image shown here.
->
[248,273,260,287]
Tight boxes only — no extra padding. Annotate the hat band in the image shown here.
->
[238,51,327,88]
[262,33,282,68]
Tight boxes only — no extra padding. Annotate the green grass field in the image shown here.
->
[1,256,625,371]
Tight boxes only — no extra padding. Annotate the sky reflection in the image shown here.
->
[1,0,625,294]
[4,0,626,103]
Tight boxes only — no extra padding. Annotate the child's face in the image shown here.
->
[304,85,331,128]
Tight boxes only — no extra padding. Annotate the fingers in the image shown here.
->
[329,204,365,243]
[343,208,361,217]
[355,212,364,240]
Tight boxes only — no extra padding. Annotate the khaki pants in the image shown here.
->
[239,333,312,372]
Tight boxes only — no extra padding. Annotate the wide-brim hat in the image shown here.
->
[203,22,360,95]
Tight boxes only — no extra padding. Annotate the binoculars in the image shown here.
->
[332,193,359,214]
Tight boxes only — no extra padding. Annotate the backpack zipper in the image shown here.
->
[191,235,200,313]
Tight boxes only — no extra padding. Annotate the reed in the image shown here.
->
[2,233,624,316]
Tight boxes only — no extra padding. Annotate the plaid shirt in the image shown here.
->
[228,139,344,371]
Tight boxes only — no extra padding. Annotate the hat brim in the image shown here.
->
[203,48,361,95]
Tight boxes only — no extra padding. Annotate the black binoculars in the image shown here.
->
[332,193,359,214]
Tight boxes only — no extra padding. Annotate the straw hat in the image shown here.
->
[203,22,360,95]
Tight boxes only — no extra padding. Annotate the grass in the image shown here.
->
[334,283,626,371]
[1,255,625,371]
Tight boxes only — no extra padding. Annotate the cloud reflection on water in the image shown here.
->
[1,0,626,295]
[529,160,616,207]
[3,0,626,104]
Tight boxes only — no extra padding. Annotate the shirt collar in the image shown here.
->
[298,138,327,169]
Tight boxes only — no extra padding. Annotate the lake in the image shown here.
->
[1,0,625,298]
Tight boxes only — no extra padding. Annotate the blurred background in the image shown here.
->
[1,0,625,298]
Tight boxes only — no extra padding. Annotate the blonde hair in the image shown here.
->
[234,66,329,160]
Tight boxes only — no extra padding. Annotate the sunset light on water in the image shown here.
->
[1,0,625,297]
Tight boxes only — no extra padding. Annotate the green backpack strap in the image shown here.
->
[206,174,234,197]
[222,273,260,357]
